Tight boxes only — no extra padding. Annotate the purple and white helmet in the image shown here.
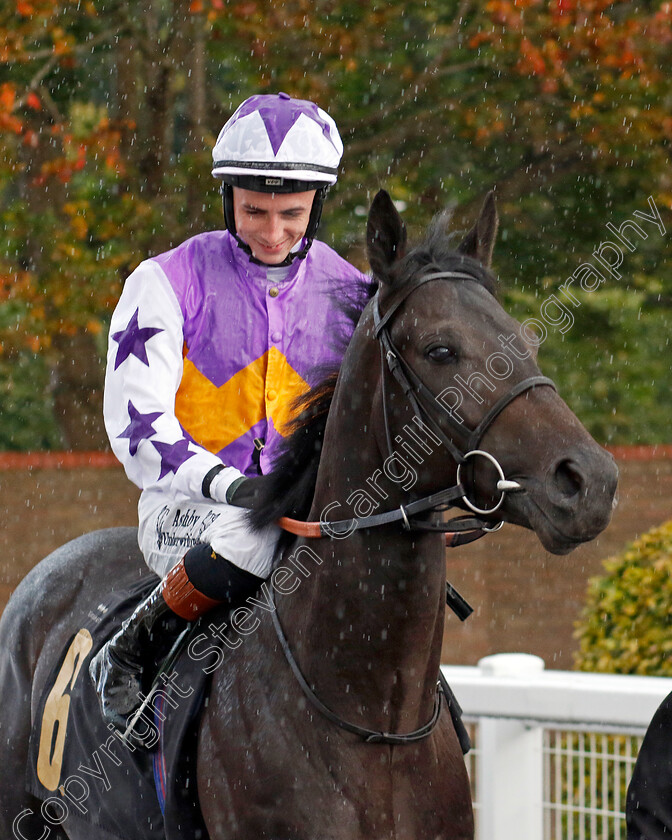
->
[212,93,344,261]
[212,92,342,192]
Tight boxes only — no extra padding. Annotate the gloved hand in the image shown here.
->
[224,476,270,510]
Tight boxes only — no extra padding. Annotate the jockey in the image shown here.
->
[89,92,368,736]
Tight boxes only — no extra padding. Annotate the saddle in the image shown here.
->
[26,577,213,840]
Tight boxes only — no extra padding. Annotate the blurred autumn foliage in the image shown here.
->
[0,0,671,448]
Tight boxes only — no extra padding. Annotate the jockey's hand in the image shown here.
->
[225,476,269,510]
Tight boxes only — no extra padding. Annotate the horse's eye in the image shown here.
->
[427,345,457,363]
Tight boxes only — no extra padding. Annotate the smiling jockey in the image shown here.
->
[89,93,368,737]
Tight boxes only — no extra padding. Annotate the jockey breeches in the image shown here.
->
[137,492,281,580]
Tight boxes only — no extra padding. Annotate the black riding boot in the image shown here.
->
[89,544,263,741]
[88,583,186,736]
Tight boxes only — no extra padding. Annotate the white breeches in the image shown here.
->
[137,491,280,580]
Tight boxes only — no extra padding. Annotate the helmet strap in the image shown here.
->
[306,186,327,240]
[222,183,237,235]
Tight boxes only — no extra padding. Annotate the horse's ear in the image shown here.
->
[366,190,407,281]
[457,190,499,267]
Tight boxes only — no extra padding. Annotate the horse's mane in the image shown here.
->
[249,211,497,534]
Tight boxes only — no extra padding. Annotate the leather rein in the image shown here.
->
[271,268,557,746]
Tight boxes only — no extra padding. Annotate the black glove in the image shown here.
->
[225,476,268,510]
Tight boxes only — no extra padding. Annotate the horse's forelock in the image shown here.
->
[388,213,498,298]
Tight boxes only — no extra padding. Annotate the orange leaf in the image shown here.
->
[469,32,493,49]
[519,37,546,76]
[0,114,23,133]
[0,83,15,112]
[26,92,41,110]
[553,0,574,15]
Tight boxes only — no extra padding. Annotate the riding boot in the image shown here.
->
[92,542,266,744]
[88,556,221,738]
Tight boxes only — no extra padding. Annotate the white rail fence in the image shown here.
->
[441,654,672,840]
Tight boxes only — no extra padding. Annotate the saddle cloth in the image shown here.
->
[26,577,213,840]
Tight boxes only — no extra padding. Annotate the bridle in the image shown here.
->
[271,267,557,746]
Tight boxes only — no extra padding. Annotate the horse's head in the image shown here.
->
[365,189,618,555]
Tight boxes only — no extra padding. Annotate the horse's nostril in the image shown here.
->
[554,459,584,499]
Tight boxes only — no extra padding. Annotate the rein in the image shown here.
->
[268,583,445,745]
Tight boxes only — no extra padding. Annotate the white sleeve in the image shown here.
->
[103,261,242,501]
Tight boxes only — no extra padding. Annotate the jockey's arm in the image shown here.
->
[104,261,240,504]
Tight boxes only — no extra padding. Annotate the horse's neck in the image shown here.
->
[296,528,446,728]
[278,348,447,732]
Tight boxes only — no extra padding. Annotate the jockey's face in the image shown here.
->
[233,187,316,265]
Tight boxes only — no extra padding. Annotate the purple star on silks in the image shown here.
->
[117,401,162,456]
[233,94,336,155]
[111,308,163,370]
[152,438,195,481]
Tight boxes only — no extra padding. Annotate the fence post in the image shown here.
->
[475,654,545,840]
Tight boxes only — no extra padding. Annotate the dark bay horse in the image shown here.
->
[0,191,618,839]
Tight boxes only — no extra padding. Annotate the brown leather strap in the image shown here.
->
[277,515,470,548]
[161,557,220,620]
[277,516,323,538]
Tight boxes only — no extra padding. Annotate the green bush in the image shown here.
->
[0,351,62,451]
[574,520,672,676]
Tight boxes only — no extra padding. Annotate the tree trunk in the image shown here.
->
[185,10,208,236]
[114,35,140,194]
[51,333,108,451]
